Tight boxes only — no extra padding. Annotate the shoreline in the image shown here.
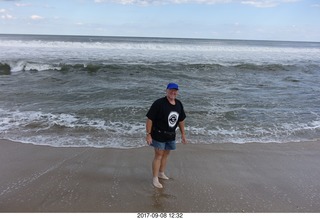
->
[1,139,320,212]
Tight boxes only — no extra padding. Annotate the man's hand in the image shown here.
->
[146,134,152,145]
[181,133,187,144]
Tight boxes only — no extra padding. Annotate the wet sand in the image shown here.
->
[1,139,320,212]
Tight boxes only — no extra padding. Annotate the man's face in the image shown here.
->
[166,89,178,100]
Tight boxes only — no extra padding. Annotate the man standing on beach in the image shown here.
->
[146,83,187,188]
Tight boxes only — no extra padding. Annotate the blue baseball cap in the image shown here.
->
[167,83,179,90]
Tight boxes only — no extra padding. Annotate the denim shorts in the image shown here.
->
[151,139,176,151]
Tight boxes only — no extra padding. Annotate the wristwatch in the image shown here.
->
[146,132,151,136]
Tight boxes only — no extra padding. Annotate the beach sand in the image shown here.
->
[0,139,320,213]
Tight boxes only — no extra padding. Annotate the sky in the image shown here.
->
[0,0,320,42]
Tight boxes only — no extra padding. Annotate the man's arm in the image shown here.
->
[146,118,153,145]
[178,120,187,144]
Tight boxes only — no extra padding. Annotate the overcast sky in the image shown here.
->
[0,0,319,41]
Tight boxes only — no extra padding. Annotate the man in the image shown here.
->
[146,82,187,188]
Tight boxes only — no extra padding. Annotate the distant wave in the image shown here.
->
[0,61,61,74]
[2,37,319,75]
[1,39,320,53]
[1,60,319,74]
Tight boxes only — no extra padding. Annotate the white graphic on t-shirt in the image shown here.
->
[168,111,179,128]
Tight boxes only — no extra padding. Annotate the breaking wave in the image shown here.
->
[1,60,319,75]
[1,108,320,148]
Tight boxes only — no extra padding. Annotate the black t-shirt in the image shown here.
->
[146,97,186,142]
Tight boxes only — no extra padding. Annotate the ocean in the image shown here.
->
[1,34,320,148]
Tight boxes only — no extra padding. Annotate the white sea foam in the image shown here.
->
[1,107,319,148]
[1,39,319,68]
[1,39,319,53]
[6,60,62,72]
[0,109,146,148]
